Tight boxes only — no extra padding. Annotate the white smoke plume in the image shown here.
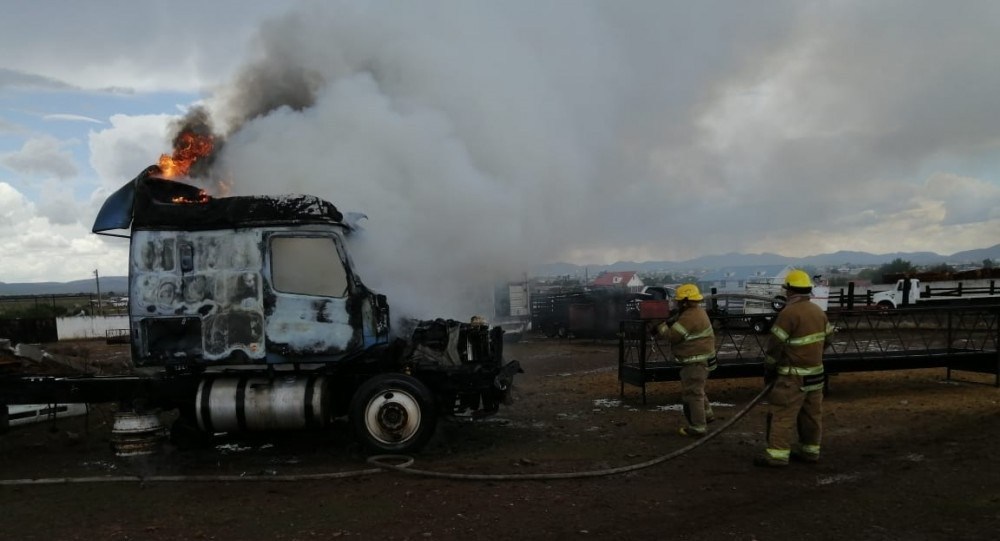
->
[194,1,663,321]
[173,0,1000,321]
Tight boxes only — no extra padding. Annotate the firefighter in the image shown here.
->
[653,283,717,436]
[755,269,835,467]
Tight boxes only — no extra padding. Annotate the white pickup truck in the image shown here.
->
[741,275,829,333]
[872,278,1000,309]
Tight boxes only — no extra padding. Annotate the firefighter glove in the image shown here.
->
[648,321,668,337]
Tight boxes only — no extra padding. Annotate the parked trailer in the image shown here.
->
[0,166,520,454]
[530,288,647,339]
[712,282,831,334]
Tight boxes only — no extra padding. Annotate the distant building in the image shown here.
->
[698,265,792,293]
[592,271,644,293]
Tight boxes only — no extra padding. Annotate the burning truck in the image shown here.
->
[0,162,520,454]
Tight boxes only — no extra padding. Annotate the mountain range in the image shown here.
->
[0,276,130,296]
[532,244,1000,277]
[1,244,998,295]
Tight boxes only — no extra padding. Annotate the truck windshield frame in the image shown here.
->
[269,235,350,298]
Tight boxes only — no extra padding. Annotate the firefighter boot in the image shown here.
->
[790,447,820,464]
[678,426,707,438]
[753,456,789,468]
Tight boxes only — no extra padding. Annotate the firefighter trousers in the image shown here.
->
[680,363,713,432]
[765,373,823,458]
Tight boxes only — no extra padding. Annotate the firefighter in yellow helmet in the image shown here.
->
[653,283,718,436]
[755,269,835,467]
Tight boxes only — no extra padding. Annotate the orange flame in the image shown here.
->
[157,130,214,179]
[171,192,210,205]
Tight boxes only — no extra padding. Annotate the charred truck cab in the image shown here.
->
[102,170,391,368]
[20,165,519,453]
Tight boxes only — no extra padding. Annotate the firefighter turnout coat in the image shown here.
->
[665,303,717,433]
[762,294,835,463]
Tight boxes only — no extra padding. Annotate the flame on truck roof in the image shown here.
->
[93,165,363,237]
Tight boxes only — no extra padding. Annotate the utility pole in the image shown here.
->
[94,269,103,316]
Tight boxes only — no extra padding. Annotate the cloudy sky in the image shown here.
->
[2,0,999,317]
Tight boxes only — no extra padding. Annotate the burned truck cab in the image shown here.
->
[89,166,518,453]
[95,166,389,369]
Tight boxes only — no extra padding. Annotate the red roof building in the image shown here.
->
[592,271,644,292]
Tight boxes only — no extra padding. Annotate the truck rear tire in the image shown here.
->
[0,404,8,435]
[350,374,436,454]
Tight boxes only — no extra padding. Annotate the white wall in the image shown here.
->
[56,316,129,340]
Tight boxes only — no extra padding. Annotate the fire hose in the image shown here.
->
[365,380,774,480]
[0,466,394,486]
[0,383,774,486]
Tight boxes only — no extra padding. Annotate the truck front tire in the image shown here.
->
[350,374,436,454]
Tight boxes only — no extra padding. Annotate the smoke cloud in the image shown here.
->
[170,0,1000,321]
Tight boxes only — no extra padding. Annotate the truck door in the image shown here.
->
[264,233,359,359]
[896,278,919,306]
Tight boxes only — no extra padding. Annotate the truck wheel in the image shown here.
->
[877,301,894,312]
[0,404,8,435]
[350,374,436,454]
[771,296,787,311]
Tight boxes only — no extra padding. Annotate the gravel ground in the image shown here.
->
[1,337,999,540]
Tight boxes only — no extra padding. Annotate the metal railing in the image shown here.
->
[619,304,1000,403]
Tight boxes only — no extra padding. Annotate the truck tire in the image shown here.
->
[0,404,8,435]
[350,374,436,454]
[771,295,787,311]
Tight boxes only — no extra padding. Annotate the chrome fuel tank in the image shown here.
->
[195,375,328,432]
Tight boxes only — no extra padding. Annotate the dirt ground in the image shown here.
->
[1,337,999,540]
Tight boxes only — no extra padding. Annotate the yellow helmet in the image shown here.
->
[674,283,704,302]
[784,269,813,289]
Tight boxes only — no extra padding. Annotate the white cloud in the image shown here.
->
[0,182,28,227]
[88,114,175,189]
[0,182,128,282]
[43,114,104,124]
[0,117,26,134]
[923,173,1000,226]
[0,111,176,283]
[35,183,82,226]
[0,136,79,179]
[0,1,297,92]
[0,67,76,91]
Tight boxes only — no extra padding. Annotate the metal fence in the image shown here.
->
[619,304,1000,403]
[0,293,127,319]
